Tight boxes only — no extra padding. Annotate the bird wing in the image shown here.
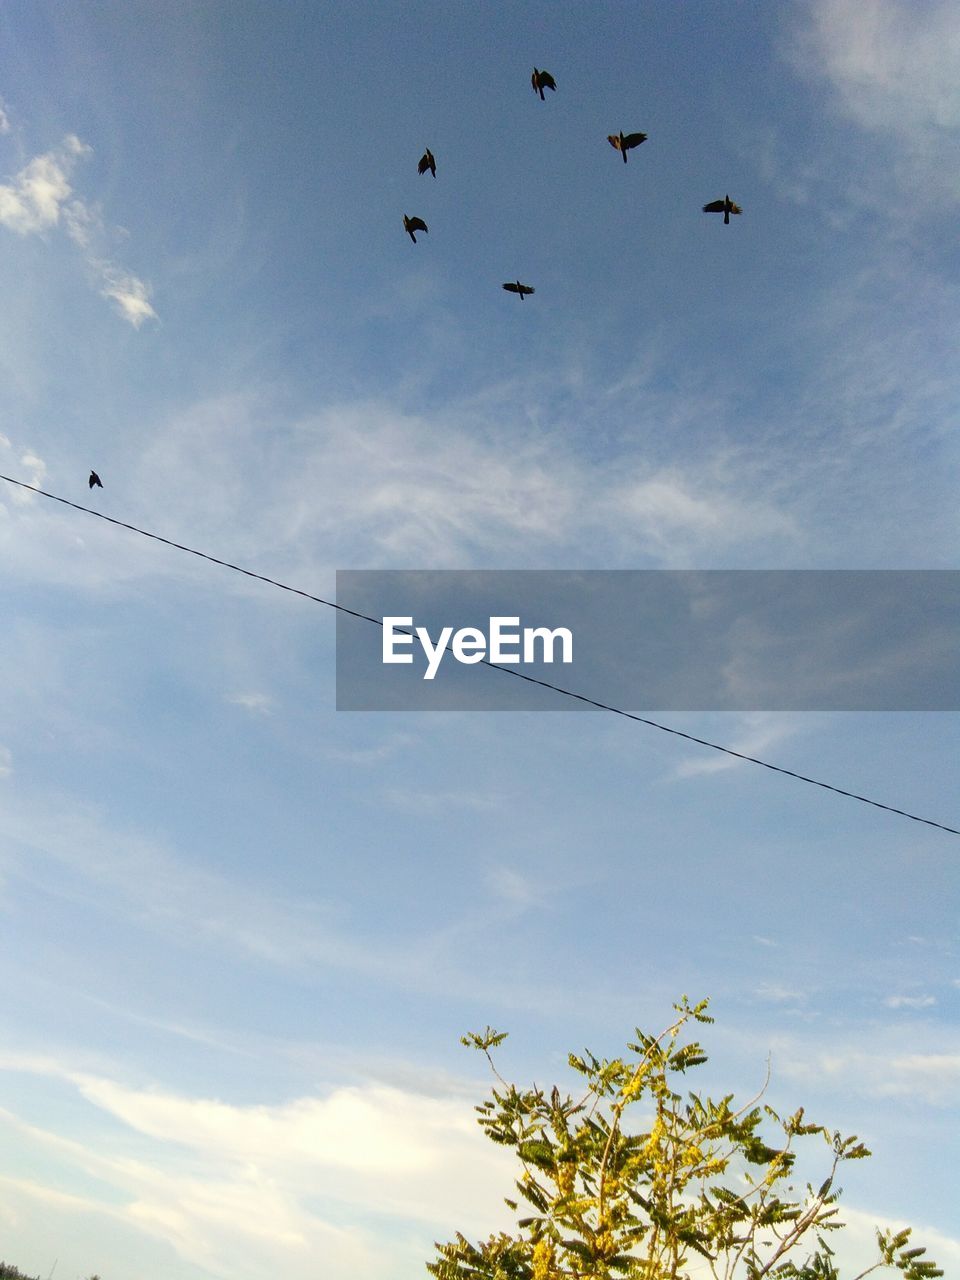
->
[702,199,726,213]
[540,71,556,90]
[502,282,520,293]
[727,201,743,215]
[519,284,535,295]
[607,134,623,151]
[623,132,647,149]
[408,217,428,233]
[417,155,429,174]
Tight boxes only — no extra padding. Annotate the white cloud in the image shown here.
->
[382,785,499,815]
[0,1061,516,1280]
[616,475,793,558]
[71,1075,474,1177]
[0,436,47,505]
[796,0,960,205]
[799,1205,960,1280]
[0,151,68,233]
[99,265,158,328]
[0,129,156,325]
[806,0,960,134]
[884,994,936,1010]
[754,983,808,1005]
[226,691,275,715]
[672,712,806,779]
[777,1043,960,1107]
[0,100,10,134]
[0,135,90,234]
[323,733,417,765]
[487,866,544,912]
[125,395,803,581]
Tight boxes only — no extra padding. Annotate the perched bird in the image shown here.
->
[417,148,436,178]
[502,280,535,300]
[531,67,556,100]
[702,194,742,224]
[403,214,429,243]
[88,470,103,489]
[607,130,647,163]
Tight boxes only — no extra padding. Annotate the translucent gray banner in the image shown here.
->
[335,571,959,711]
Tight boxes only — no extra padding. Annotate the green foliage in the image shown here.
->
[428,997,941,1280]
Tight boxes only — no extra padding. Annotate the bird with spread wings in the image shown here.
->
[403,214,429,243]
[702,194,742,224]
[531,67,556,100]
[607,130,647,162]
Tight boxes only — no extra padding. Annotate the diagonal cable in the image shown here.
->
[2,472,957,837]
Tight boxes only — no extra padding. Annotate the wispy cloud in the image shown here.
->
[487,865,546,913]
[226,691,275,715]
[671,712,807,779]
[323,733,417,766]
[0,134,86,233]
[0,129,156,325]
[98,265,158,327]
[776,1041,960,1107]
[795,0,960,206]
[125,393,804,580]
[806,0,960,135]
[0,435,46,504]
[382,785,500,815]
[754,983,809,1005]
[0,1057,515,1280]
[799,1206,960,1280]
[884,994,937,1010]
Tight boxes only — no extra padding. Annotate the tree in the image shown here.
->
[427,997,941,1280]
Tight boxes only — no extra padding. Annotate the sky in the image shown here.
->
[0,2,958,1278]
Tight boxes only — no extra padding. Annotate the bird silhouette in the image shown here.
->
[702,194,742,224]
[502,280,535,300]
[607,130,647,163]
[417,148,436,178]
[89,470,103,489]
[403,214,429,243]
[531,68,556,100]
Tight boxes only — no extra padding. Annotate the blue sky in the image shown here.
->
[0,2,958,1278]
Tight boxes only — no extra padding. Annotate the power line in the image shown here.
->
[3,471,958,838]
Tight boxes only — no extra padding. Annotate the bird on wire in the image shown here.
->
[702,194,742,224]
[607,130,648,162]
[502,280,535,300]
[417,148,436,178]
[531,67,556,100]
[89,470,103,489]
[403,214,429,243]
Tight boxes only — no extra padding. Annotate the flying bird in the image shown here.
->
[403,214,428,243]
[531,67,556,100]
[88,470,103,489]
[502,280,535,300]
[702,194,742,224]
[607,130,647,162]
[417,148,436,178]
